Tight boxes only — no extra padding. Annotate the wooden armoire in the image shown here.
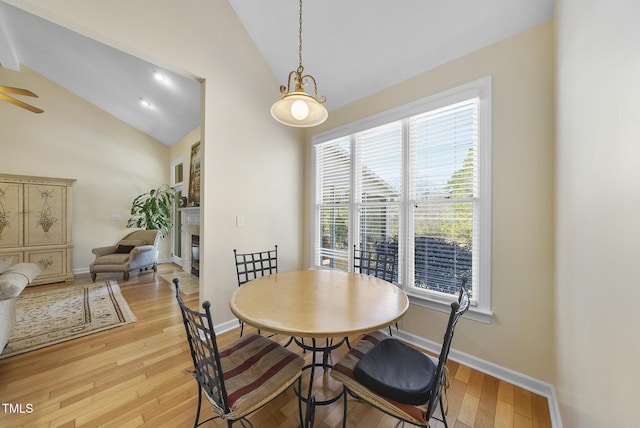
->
[0,173,76,285]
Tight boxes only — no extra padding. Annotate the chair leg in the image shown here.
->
[305,395,316,428]
[297,377,304,428]
[91,272,96,282]
[194,385,203,428]
[342,387,348,428]
[295,376,314,428]
[124,271,130,281]
[439,395,448,428]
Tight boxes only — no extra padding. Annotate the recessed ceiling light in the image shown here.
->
[140,98,152,108]
[154,71,169,85]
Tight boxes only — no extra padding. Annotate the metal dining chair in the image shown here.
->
[330,282,470,428]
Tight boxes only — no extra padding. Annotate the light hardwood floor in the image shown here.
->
[0,264,552,428]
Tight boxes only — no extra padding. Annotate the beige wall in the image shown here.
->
[305,22,556,382]
[10,0,305,324]
[556,0,640,426]
[0,65,170,269]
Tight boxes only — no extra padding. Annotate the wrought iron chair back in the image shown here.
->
[234,245,278,286]
[354,244,399,334]
[425,280,471,422]
[233,245,278,336]
[173,279,230,425]
[353,244,397,283]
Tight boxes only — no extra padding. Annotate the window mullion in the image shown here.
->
[401,118,411,290]
[350,134,358,270]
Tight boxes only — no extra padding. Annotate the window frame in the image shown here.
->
[170,155,185,264]
[310,76,493,323]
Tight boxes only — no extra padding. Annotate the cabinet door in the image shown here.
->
[0,182,24,248]
[25,248,66,281]
[24,184,66,246]
[0,249,24,265]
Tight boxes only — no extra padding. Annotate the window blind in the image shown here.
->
[409,99,478,296]
[354,122,402,259]
[315,137,351,269]
[355,122,403,204]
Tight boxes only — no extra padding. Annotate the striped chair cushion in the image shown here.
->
[330,331,438,426]
[204,333,304,420]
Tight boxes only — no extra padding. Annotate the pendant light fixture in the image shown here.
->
[271,0,327,127]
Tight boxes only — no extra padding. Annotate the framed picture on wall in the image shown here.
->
[188,141,201,206]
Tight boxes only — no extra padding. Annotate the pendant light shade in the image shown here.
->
[271,74,328,127]
[271,0,327,127]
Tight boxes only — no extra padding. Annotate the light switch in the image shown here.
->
[236,215,245,227]
[111,214,122,221]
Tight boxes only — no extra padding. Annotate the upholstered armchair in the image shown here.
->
[90,229,160,282]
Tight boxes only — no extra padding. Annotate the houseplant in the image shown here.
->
[126,185,174,239]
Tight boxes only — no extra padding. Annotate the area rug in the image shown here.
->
[160,271,199,295]
[0,281,136,359]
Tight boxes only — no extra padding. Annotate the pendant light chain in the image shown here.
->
[298,0,304,72]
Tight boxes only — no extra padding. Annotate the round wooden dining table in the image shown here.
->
[229,269,409,339]
[229,269,410,410]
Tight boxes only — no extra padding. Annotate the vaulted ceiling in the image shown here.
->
[0,1,201,146]
[230,0,554,111]
[0,0,553,146]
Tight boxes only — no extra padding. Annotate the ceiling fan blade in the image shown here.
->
[0,85,39,97]
[0,93,44,113]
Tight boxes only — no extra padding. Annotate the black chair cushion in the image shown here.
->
[354,338,436,405]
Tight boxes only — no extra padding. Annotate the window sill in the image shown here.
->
[406,292,493,324]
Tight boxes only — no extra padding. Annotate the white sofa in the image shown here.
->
[0,260,41,351]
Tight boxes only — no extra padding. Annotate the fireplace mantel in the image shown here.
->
[180,207,200,225]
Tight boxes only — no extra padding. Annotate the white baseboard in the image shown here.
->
[73,258,173,276]
[393,329,563,428]
[214,318,243,336]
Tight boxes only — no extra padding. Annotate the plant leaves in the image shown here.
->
[127,185,175,238]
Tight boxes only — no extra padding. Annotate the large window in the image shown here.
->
[311,77,492,321]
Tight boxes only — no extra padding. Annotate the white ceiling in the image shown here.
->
[230,0,555,111]
[0,0,553,145]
